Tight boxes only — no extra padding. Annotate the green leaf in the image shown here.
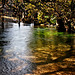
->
[44,16,49,18]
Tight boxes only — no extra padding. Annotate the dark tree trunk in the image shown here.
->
[18,6,21,27]
[71,0,74,12]
[2,17,4,29]
[19,15,20,27]
[2,0,5,29]
[56,18,66,32]
[67,21,71,33]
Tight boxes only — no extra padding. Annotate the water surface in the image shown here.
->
[0,23,75,75]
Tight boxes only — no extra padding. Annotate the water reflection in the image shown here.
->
[0,23,35,75]
[29,28,75,74]
[0,23,75,75]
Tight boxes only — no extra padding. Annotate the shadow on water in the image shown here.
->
[0,23,75,75]
[29,28,75,74]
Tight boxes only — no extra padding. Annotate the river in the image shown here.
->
[0,22,75,75]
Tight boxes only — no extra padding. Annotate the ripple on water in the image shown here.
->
[0,22,75,75]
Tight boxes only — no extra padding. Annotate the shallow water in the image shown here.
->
[0,23,75,75]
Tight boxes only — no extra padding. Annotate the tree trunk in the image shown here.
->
[56,18,66,32]
[2,0,5,29]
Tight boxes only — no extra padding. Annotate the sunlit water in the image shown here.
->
[0,22,75,75]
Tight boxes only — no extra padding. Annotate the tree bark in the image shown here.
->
[2,0,5,29]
